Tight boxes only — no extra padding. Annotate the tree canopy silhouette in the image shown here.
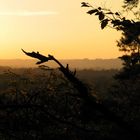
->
[81,0,140,78]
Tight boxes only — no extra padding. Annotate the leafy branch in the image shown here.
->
[81,2,136,30]
[81,2,140,71]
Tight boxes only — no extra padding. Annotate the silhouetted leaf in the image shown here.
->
[111,20,121,27]
[99,12,105,20]
[22,49,52,64]
[98,7,102,10]
[101,19,109,29]
[122,17,126,20]
[81,2,90,7]
[87,9,98,15]
[115,12,120,16]
[106,12,114,14]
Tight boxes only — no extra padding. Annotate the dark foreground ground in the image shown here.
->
[0,67,139,140]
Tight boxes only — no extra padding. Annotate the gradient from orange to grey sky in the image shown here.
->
[0,0,125,59]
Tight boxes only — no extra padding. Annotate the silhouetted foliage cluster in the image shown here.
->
[82,0,140,78]
[0,68,87,139]
[123,0,139,9]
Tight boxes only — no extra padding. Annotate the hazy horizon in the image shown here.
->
[0,58,122,69]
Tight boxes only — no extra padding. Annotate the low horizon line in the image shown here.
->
[0,58,120,60]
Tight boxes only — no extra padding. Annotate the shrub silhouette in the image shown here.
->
[21,49,140,139]
[0,58,140,139]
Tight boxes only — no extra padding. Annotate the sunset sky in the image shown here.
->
[0,0,124,59]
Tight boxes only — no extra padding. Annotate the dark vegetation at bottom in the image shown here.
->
[0,67,140,140]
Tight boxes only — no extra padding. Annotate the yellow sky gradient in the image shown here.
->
[0,0,124,59]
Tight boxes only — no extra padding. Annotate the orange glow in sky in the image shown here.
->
[0,0,124,59]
